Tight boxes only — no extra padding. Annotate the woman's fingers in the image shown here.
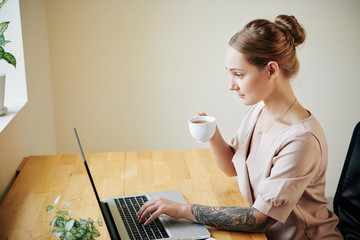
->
[137,198,157,222]
[137,197,184,226]
[194,112,208,118]
[144,208,163,226]
[195,112,207,117]
[137,197,166,224]
[138,204,158,223]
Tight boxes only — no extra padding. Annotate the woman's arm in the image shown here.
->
[137,197,276,233]
[190,204,276,232]
[195,112,236,176]
[208,126,237,176]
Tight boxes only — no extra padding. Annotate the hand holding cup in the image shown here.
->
[188,114,216,143]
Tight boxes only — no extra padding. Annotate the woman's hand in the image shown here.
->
[137,197,193,226]
[195,112,207,117]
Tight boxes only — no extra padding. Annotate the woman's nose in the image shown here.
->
[229,78,240,91]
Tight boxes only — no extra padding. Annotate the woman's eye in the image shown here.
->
[235,73,243,78]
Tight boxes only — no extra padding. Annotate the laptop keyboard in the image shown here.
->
[115,195,169,240]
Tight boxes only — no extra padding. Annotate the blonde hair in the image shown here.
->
[229,15,306,78]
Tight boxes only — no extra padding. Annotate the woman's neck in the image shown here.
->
[262,79,296,117]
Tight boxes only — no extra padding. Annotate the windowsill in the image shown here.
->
[0,100,27,133]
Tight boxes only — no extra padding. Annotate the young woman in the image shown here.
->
[138,15,343,239]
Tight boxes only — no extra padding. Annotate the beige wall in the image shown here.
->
[1,0,360,203]
[46,0,360,197]
[0,0,56,203]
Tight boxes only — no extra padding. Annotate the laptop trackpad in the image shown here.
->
[149,190,210,239]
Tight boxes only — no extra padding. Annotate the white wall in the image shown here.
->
[1,0,359,203]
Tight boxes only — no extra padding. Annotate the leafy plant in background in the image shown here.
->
[46,195,103,240]
[0,0,16,67]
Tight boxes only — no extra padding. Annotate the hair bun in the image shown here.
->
[274,15,306,47]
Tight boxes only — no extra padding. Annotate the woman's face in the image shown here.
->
[225,46,271,106]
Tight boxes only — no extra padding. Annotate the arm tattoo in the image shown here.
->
[190,204,273,232]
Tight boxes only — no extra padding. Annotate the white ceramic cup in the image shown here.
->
[188,116,216,143]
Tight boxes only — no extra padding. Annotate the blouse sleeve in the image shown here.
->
[253,131,323,223]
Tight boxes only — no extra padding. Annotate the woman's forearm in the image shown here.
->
[208,126,237,176]
[189,204,275,232]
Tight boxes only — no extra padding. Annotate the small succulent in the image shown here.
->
[46,195,103,240]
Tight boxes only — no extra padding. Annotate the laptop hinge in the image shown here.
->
[100,201,121,240]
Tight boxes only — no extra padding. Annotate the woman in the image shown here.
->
[138,15,343,239]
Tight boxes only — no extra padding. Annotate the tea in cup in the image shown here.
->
[188,116,216,143]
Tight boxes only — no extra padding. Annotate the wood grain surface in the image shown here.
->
[0,149,266,240]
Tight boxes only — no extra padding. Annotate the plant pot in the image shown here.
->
[0,73,8,116]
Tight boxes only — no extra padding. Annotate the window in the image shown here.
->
[0,0,27,133]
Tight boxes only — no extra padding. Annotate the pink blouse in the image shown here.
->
[230,102,343,240]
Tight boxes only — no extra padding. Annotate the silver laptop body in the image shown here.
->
[74,128,210,240]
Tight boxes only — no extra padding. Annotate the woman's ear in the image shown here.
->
[267,61,280,79]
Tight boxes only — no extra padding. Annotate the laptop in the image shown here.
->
[74,128,211,240]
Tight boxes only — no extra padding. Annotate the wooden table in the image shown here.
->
[0,149,266,240]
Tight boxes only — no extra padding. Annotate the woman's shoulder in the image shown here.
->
[287,113,323,135]
[280,113,328,152]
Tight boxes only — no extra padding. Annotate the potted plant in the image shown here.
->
[46,195,103,240]
[0,0,17,116]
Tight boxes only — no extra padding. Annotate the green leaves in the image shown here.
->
[65,219,75,231]
[54,194,61,206]
[1,50,16,67]
[52,227,65,237]
[62,201,73,210]
[50,217,101,239]
[0,21,16,68]
[0,22,9,36]
[0,0,8,9]
[97,218,103,227]
[50,216,58,228]
[46,205,55,213]
[46,195,102,239]
[57,210,71,216]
